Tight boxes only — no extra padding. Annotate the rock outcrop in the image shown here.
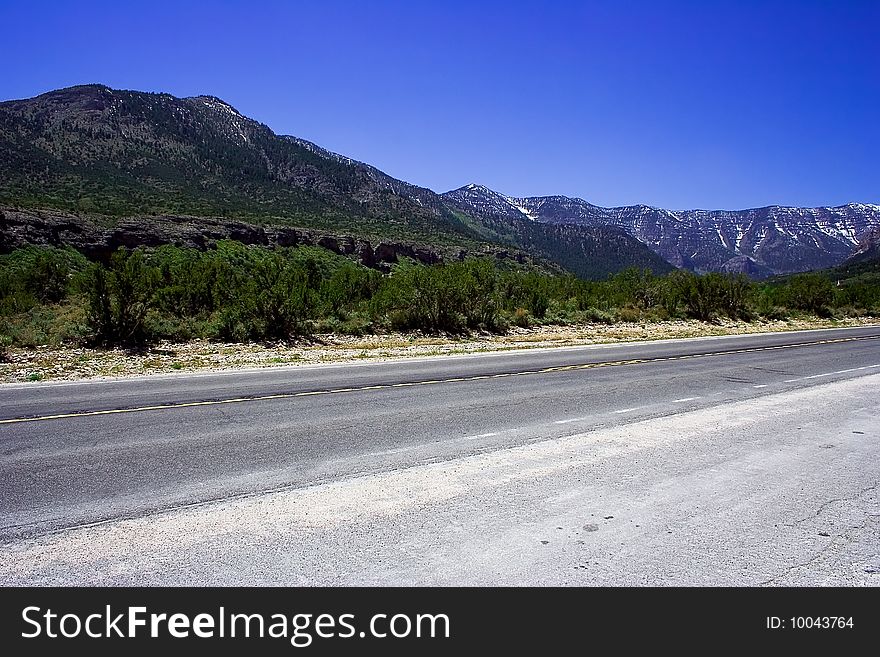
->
[0,207,456,270]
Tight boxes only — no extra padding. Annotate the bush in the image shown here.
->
[667,272,753,321]
[319,263,380,319]
[669,272,720,321]
[0,333,10,362]
[25,251,71,303]
[580,306,616,324]
[615,305,642,323]
[609,268,661,309]
[374,260,504,334]
[543,297,579,324]
[86,248,159,347]
[152,248,223,318]
[0,281,36,316]
[500,272,552,319]
[213,306,251,342]
[0,246,87,306]
[250,253,316,339]
[833,305,867,319]
[718,274,754,320]
[781,273,834,314]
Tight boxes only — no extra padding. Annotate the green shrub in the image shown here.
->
[250,253,316,339]
[667,272,752,322]
[212,306,251,342]
[0,246,88,306]
[608,268,662,309]
[0,283,37,316]
[3,241,880,347]
[780,273,835,314]
[373,260,504,334]
[615,305,642,323]
[319,263,380,318]
[85,248,159,347]
[580,306,616,324]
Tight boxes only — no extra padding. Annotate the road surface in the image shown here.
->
[1,325,878,585]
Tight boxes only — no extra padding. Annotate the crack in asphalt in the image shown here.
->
[790,482,878,526]
[761,482,878,586]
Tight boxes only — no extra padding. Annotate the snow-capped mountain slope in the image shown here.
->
[442,185,880,276]
[441,184,673,278]
[845,225,880,265]
[443,184,537,222]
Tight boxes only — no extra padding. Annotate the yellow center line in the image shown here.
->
[1,334,877,426]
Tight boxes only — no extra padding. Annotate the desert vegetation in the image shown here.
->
[1,243,878,351]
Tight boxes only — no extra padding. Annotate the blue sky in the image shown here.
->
[2,0,877,209]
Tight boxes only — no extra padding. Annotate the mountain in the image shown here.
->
[844,226,880,266]
[0,84,670,279]
[0,84,482,245]
[441,185,672,278]
[441,185,880,277]
[4,84,874,280]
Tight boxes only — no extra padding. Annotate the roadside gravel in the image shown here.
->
[2,316,876,384]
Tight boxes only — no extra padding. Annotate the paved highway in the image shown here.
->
[1,325,878,584]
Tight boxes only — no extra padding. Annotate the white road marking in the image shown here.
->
[672,397,701,403]
[613,407,642,414]
[785,364,880,384]
[835,364,880,374]
[553,418,588,425]
[753,384,769,389]
[364,446,410,458]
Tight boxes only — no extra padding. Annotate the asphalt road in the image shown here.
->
[1,325,879,585]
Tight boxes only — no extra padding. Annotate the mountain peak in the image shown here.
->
[457,183,501,195]
[845,202,880,212]
[18,83,113,104]
[50,83,110,94]
[444,184,539,222]
[189,94,243,117]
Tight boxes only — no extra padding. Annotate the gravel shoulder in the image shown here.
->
[2,316,877,384]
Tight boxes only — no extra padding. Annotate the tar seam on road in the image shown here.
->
[1,334,878,426]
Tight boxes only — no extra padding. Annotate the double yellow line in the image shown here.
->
[1,334,876,426]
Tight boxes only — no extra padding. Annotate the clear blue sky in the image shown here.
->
[2,0,877,210]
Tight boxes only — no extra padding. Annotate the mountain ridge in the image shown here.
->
[442,184,880,277]
[2,84,877,279]
[0,84,669,279]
